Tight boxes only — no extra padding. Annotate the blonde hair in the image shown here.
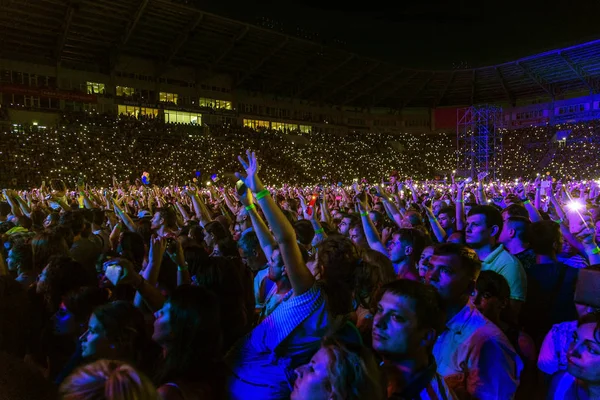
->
[59,360,160,400]
[321,339,384,400]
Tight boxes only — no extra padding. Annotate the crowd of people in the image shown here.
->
[1,134,600,399]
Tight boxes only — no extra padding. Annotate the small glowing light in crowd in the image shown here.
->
[206,182,211,186]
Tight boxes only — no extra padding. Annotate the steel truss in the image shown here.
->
[456,105,504,180]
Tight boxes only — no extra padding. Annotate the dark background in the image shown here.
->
[199,0,600,69]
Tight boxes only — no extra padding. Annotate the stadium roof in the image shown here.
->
[2,0,600,108]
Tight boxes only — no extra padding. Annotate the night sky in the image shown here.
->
[201,0,600,69]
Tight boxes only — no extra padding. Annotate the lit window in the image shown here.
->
[116,86,135,97]
[164,110,201,124]
[86,82,105,95]
[160,92,178,104]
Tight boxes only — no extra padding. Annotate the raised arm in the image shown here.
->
[236,151,314,296]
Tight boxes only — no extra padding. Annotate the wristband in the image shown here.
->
[360,212,369,217]
[314,228,324,234]
[245,204,256,211]
[553,218,564,225]
[177,264,189,272]
[522,199,531,205]
[456,200,464,203]
[587,247,600,255]
[255,189,270,200]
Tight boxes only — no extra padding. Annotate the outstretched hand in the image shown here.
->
[236,150,265,193]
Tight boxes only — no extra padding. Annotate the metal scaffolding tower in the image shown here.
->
[456,105,504,180]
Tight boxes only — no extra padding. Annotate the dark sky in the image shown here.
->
[202,0,600,69]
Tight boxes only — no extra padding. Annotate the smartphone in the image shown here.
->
[236,180,247,196]
[211,174,220,183]
[105,264,123,287]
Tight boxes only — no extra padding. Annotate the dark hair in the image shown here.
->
[529,220,562,256]
[294,219,315,246]
[468,205,503,240]
[63,286,110,323]
[433,243,482,279]
[475,270,511,301]
[237,231,260,256]
[205,221,238,257]
[577,312,600,343]
[157,207,177,229]
[117,231,145,268]
[39,255,95,313]
[156,285,223,385]
[8,239,34,273]
[30,209,46,231]
[340,213,360,227]
[92,209,105,226]
[396,228,427,262]
[438,206,456,217]
[502,204,529,219]
[32,231,70,271]
[404,210,423,227]
[317,235,360,316]
[378,279,445,334]
[92,301,154,370]
[188,224,205,246]
[504,216,530,242]
[369,210,384,223]
[60,211,86,236]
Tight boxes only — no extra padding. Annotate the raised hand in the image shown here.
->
[236,150,265,193]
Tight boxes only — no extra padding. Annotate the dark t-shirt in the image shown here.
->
[515,248,537,271]
[521,262,578,347]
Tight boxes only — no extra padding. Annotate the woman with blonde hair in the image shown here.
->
[60,359,160,400]
[291,338,384,400]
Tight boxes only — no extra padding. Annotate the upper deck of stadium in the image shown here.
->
[2,0,600,108]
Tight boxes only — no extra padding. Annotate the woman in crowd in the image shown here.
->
[78,301,158,379]
[548,312,600,399]
[291,338,384,400]
[59,360,160,400]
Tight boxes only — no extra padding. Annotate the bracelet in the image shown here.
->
[587,247,600,255]
[360,212,369,217]
[177,264,189,272]
[522,199,531,205]
[314,228,324,234]
[255,189,270,200]
[245,204,256,211]
[553,218,564,225]
[456,200,464,203]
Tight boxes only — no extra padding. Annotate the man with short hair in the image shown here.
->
[466,205,527,322]
[437,206,456,238]
[498,216,536,270]
[372,279,455,399]
[349,220,369,249]
[426,243,522,400]
[338,213,358,236]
